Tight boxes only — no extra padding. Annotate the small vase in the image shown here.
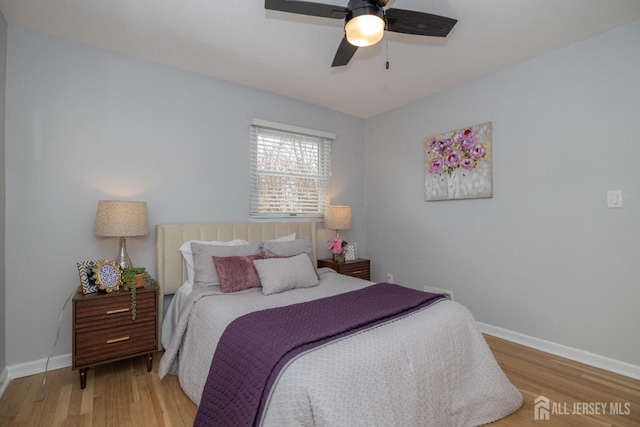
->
[333,253,345,263]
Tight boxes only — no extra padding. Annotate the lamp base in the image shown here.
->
[115,236,132,270]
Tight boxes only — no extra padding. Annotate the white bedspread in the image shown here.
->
[161,281,192,349]
[159,269,522,426]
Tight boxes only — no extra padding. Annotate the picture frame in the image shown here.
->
[344,243,357,261]
[424,122,492,201]
[93,259,122,293]
[77,260,100,294]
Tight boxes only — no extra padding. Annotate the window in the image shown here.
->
[250,119,333,218]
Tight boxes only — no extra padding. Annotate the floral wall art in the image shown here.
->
[424,122,492,201]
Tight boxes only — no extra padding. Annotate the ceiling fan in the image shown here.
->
[265,0,457,67]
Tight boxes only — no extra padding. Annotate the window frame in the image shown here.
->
[250,119,334,219]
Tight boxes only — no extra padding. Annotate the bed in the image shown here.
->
[157,221,522,426]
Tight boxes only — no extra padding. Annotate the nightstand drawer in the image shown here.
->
[317,258,370,281]
[75,291,156,333]
[74,319,156,366]
[75,291,155,323]
[339,263,370,280]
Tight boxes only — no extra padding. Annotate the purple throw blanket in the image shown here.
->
[194,283,446,427]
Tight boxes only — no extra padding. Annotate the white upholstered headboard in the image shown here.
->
[155,221,317,345]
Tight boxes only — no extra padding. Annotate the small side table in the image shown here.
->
[72,286,158,389]
[317,258,370,281]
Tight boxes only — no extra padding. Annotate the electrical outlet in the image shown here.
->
[423,285,454,300]
[607,190,622,208]
[386,273,393,283]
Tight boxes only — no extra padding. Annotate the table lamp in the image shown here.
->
[94,200,149,270]
[324,205,352,238]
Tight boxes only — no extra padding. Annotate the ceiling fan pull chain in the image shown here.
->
[385,39,390,69]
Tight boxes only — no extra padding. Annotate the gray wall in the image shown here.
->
[365,20,640,366]
[0,11,7,375]
[4,27,366,366]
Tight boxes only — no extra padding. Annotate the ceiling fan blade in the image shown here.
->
[332,37,358,67]
[385,8,457,37]
[265,0,348,19]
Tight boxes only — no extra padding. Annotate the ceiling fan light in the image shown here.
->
[345,14,385,47]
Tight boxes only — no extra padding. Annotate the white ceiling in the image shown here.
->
[1,0,639,118]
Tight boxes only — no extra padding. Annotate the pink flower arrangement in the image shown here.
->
[328,237,349,255]
[425,125,489,175]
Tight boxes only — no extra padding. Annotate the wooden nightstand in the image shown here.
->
[317,258,370,281]
[72,286,158,389]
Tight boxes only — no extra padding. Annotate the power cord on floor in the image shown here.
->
[35,288,77,401]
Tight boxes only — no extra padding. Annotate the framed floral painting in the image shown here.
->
[424,122,492,201]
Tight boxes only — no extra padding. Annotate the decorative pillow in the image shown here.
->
[262,238,312,258]
[274,252,322,280]
[180,239,249,283]
[266,232,296,243]
[253,253,320,295]
[192,242,262,289]
[213,253,265,293]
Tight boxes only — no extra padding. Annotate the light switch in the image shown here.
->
[607,190,622,208]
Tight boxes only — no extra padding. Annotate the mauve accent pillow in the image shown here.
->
[213,253,266,293]
[262,238,312,258]
[253,253,320,295]
[192,242,262,289]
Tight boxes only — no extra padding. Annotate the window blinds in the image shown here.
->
[250,122,332,218]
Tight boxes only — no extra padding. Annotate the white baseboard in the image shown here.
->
[0,354,72,400]
[478,322,640,380]
[0,367,9,400]
[6,353,72,381]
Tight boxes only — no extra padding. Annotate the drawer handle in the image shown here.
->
[352,270,362,274]
[106,308,129,315]
[106,336,130,344]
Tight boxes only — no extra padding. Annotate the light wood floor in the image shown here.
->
[484,335,639,427]
[0,335,638,426]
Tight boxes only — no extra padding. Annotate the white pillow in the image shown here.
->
[179,239,248,283]
[266,232,296,242]
[253,253,320,295]
[262,238,312,258]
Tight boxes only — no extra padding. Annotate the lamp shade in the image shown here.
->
[94,201,149,237]
[324,205,352,231]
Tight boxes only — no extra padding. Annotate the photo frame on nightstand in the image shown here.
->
[345,243,357,261]
[77,260,100,294]
[93,260,122,293]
